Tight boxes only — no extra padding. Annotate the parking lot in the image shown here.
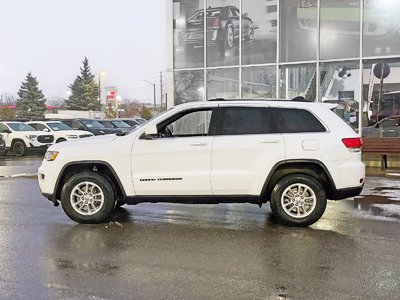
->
[1,155,400,299]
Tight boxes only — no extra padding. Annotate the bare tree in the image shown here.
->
[174,71,204,104]
[0,94,17,120]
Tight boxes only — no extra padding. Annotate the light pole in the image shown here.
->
[143,80,156,113]
[98,71,106,102]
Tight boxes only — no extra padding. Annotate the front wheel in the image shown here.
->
[270,174,327,227]
[12,140,27,157]
[61,172,116,224]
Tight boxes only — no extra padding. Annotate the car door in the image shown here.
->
[131,107,216,196]
[211,105,285,195]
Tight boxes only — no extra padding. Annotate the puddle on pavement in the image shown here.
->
[354,195,400,211]
[372,187,400,192]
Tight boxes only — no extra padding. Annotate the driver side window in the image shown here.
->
[163,109,212,137]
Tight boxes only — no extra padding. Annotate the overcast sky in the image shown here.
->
[0,0,168,104]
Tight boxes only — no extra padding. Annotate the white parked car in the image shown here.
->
[26,121,94,143]
[38,99,365,226]
[0,121,54,156]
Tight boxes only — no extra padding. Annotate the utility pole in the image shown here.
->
[160,72,163,111]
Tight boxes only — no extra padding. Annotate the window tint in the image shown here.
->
[220,107,271,135]
[157,109,213,138]
[271,108,326,133]
[168,109,212,137]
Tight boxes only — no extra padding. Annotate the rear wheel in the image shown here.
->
[12,140,27,157]
[61,172,116,224]
[270,174,326,227]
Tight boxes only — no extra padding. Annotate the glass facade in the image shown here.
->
[172,0,400,137]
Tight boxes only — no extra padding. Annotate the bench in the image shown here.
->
[362,137,400,170]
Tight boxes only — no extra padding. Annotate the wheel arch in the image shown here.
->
[261,160,336,202]
[11,138,29,148]
[54,161,127,203]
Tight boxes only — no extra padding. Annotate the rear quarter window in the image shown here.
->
[271,108,326,133]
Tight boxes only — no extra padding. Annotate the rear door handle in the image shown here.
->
[260,139,280,144]
[190,142,208,146]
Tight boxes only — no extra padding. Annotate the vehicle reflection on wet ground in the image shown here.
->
[1,156,400,299]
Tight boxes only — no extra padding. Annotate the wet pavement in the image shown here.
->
[0,155,400,299]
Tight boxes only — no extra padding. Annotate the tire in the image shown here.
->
[244,24,254,41]
[218,24,234,57]
[12,140,27,157]
[270,174,327,227]
[56,138,67,143]
[61,172,116,224]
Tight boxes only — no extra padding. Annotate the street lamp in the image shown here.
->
[98,71,106,102]
[143,80,156,113]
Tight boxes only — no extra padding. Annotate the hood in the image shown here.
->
[48,134,118,152]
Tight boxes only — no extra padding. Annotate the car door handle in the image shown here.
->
[260,139,280,144]
[190,142,208,146]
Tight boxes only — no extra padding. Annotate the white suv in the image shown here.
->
[38,100,365,226]
[0,121,54,156]
[26,121,94,143]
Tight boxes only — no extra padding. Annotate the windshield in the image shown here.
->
[7,123,36,132]
[111,120,131,128]
[81,119,105,128]
[47,122,73,131]
[134,118,147,124]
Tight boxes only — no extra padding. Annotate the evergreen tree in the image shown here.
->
[15,72,46,119]
[65,57,101,111]
[140,106,153,119]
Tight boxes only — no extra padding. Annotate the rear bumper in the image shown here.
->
[328,185,364,200]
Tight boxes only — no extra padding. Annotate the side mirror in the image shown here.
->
[77,126,86,131]
[143,124,158,139]
[243,13,248,18]
[43,128,50,132]
[2,129,11,134]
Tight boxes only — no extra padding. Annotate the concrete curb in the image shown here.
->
[385,172,400,179]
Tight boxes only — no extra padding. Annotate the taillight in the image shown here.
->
[342,137,363,150]
[213,17,221,28]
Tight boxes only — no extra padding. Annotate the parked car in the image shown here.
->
[39,98,364,226]
[362,114,400,137]
[55,119,122,136]
[0,121,54,156]
[178,6,255,56]
[116,118,141,128]
[132,117,147,125]
[96,119,134,133]
[26,121,94,143]
[0,134,5,155]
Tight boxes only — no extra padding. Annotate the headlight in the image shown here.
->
[25,134,38,141]
[44,151,59,161]
[66,135,78,139]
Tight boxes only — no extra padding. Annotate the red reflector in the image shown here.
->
[342,137,363,148]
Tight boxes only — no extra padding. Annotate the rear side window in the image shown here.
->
[271,108,326,133]
[219,107,272,135]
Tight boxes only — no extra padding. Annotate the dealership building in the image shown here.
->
[166,0,400,137]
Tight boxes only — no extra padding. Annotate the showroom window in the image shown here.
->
[242,66,276,98]
[207,68,239,99]
[174,70,204,104]
[242,0,277,65]
[319,61,360,130]
[279,64,316,100]
[280,0,317,62]
[320,0,360,60]
[363,1,400,57]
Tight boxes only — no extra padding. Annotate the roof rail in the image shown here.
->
[207,98,227,101]
[291,96,312,102]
